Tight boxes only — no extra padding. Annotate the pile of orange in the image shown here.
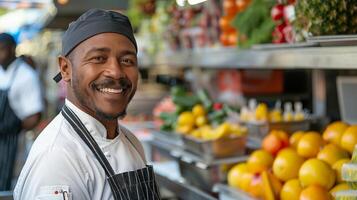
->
[219,0,251,46]
[227,121,357,200]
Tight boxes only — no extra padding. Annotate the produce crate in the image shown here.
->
[182,135,247,161]
[242,119,311,141]
[170,149,248,192]
[213,183,257,200]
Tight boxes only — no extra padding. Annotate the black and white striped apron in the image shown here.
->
[0,64,21,190]
[61,105,161,200]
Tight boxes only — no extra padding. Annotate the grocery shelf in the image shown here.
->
[139,45,357,69]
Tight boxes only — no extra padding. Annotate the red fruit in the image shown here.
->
[283,24,294,43]
[271,4,284,21]
[262,130,289,156]
[272,23,287,44]
[213,102,223,110]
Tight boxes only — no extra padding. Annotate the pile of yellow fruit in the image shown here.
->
[175,104,247,140]
[227,121,357,200]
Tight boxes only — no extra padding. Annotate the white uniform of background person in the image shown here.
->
[0,58,43,121]
[0,58,43,189]
[14,100,146,199]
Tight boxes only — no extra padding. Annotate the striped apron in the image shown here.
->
[0,64,21,190]
[61,105,161,200]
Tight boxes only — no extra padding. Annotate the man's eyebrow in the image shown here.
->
[83,47,110,58]
[120,50,137,57]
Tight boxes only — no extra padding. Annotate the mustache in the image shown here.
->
[92,78,132,90]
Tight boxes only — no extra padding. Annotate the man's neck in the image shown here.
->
[67,98,119,139]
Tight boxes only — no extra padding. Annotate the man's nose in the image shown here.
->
[104,58,125,79]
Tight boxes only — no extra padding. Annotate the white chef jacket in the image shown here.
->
[14,100,146,200]
[0,58,43,120]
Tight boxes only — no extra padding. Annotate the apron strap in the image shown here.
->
[61,105,116,177]
[61,105,129,200]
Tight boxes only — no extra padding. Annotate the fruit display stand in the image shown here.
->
[213,184,256,200]
[149,131,253,192]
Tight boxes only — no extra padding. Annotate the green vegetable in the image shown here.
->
[232,0,275,48]
[197,89,213,111]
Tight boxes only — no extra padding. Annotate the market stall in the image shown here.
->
[127,0,357,199]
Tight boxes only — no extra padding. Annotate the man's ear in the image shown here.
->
[58,56,72,82]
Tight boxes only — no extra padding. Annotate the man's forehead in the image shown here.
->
[75,33,137,55]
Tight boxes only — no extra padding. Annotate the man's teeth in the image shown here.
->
[99,88,123,94]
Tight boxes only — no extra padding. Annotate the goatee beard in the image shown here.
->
[94,108,127,121]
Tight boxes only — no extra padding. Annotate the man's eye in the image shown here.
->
[121,58,135,66]
[93,56,106,62]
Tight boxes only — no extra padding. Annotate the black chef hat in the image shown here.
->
[53,9,137,83]
[0,33,16,47]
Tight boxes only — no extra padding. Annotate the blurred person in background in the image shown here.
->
[0,33,43,190]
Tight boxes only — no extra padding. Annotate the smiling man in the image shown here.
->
[14,9,160,200]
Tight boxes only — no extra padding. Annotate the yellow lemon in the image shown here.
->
[280,179,302,200]
[290,131,305,149]
[330,183,349,197]
[192,104,206,117]
[340,125,357,153]
[323,121,349,145]
[317,143,349,166]
[228,163,248,189]
[297,132,324,158]
[195,116,208,127]
[247,150,274,174]
[299,158,336,190]
[177,111,195,127]
[175,125,193,135]
[332,158,350,183]
[299,184,333,200]
[273,148,305,182]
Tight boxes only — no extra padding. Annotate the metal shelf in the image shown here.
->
[139,45,357,69]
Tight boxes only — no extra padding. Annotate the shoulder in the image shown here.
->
[120,125,147,163]
[15,60,39,82]
[15,115,90,199]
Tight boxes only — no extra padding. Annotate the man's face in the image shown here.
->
[65,33,138,120]
[0,43,13,66]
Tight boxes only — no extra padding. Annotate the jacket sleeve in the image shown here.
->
[13,147,90,200]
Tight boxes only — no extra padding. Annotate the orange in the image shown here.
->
[239,171,254,192]
[192,104,206,117]
[317,143,349,166]
[262,130,289,156]
[299,184,333,200]
[322,121,349,145]
[340,125,357,153]
[299,158,336,190]
[280,179,302,200]
[247,150,274,173]
[248,173,263,198]
[236,0,250,11]
[290,131,305,149]
[332,158,350,183]
[227,163,248,189]
[223,0,237,17]
[297,131,324,158]
[329,183,349,197]
[273,148,305,181]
